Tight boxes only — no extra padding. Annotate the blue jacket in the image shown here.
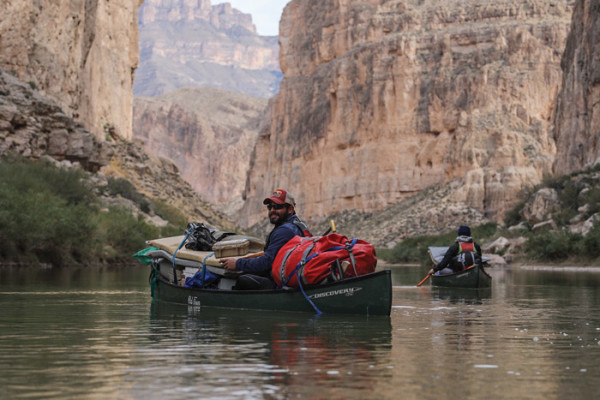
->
[235,214,306,275]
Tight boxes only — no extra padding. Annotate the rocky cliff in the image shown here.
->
[553,0,600,174]
[240,0,573,231]
[0,65,233,230]
[133,88,268,214]
[135,0,281,98]
[0,67,111,171]
[0,0,142,140]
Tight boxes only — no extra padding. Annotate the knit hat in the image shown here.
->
[458,225,471,236]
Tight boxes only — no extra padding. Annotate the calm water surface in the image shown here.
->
[1,264,599,399]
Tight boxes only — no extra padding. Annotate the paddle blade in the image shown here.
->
[416,273,432,287]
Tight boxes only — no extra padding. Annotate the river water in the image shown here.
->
[1,264,599,399]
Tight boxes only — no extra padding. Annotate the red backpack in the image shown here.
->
[272,233,377,287]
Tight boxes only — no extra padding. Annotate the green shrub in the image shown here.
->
[0,159,100,265]
[153,198,187,229]
[581,221,600,259]
[95,207,159,260]
[525,229,582,262]
[504,201,525,227]
[581,186,600,217]
[0,156,164,265]
[106,176,150,213]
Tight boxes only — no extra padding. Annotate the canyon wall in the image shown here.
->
[133,88,267,214]
[0,0,142,140]
[553,0,600,174]
[135,0,281,98]
[240,0,573,228]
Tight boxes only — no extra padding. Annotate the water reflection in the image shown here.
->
[429,287,492,304]
[2,265,600,399]
[142,301,394,398]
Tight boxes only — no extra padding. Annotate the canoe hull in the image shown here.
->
[430,265,492,288]
[150,268,392,316]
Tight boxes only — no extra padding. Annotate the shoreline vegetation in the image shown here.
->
[0,155,187,267]
[378,165,600,267]
[2,155,600,268]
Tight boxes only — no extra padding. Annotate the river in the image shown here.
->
[1,264,599,399]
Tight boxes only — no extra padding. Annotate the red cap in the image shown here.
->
[263,189,296,207]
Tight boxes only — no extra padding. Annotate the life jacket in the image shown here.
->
[271,233,377,287]
[459,242,474,253]
[451,241,477,271]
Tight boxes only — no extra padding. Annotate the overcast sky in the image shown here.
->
[214,0,290,36]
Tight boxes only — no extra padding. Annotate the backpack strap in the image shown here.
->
[292,217,312,237]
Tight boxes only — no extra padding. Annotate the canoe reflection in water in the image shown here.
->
[430,287,492,304]
[149,301,393,385]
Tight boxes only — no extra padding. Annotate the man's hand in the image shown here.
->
[428,268,435,275]
[220,258,237,271]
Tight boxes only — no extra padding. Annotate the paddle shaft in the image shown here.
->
[417,264,478,287]
[241,251,264,259]
[416,272,432,287]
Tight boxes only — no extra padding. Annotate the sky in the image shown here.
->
[213,0,290,36]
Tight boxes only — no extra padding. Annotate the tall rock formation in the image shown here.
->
[239,0,573,229]
[0,0,142,140]
[133,88,268,214]
[135,0,281,98]
[553,0,600,174]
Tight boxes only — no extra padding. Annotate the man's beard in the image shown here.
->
[269,212,286,225]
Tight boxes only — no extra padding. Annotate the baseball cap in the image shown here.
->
[263,188,296,207]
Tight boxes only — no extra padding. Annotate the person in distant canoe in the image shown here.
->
[219,188,312,290]
[428,225,483,276]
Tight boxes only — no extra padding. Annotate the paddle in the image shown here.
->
[241,251,264,259]
[417,264,477,287]
[416,272,432,287]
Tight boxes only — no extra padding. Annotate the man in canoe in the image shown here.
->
[428,225,483,275]
[219,188,312,289]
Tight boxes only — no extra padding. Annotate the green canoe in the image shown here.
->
[150,267,392,316]
[142,245,392,316]
[428,246,492,288]
[430,264,492,288]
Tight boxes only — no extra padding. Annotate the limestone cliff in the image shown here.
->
[135,0,281,98]
[0,67,111,171]
[240,0,573,230]
[0,65,233,230]
[133,88,268,214]
[0,0,142,140]
[553,0,600,174]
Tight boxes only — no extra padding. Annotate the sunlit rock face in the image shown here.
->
[239,0,573,228]
[133,87,268,214]
[135,0,281,98]
[0,0,142,140]
[553,0,600,175]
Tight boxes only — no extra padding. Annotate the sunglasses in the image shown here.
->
[267,203,288,210]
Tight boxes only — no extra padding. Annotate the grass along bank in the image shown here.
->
[0,155,187,266]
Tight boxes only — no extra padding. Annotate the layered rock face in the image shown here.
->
[133,88,267,214]
[553,0,600,174]
[135,0,281,98]
[0,67,111,171]
[0,0,142,140]
[0,66,232,229]
[240,0,573,228]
